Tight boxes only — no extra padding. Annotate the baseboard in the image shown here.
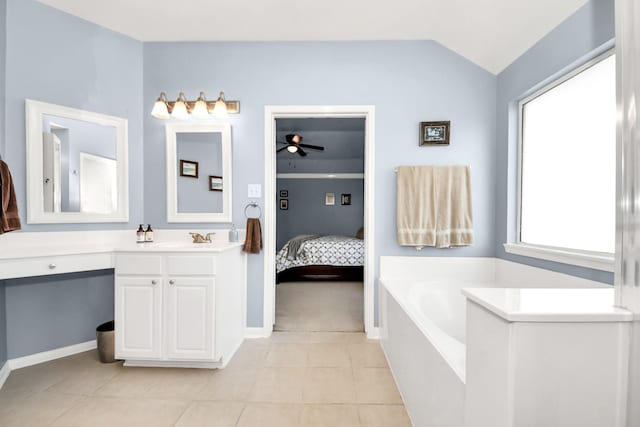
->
[245,326,271,339]
[0,361,10,389]
[366,327,380,340]
[8,340,97,371]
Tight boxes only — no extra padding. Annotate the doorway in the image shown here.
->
[263,105,376,338]
[274,118,365,331]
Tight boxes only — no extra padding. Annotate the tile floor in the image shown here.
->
[0,332,411,426]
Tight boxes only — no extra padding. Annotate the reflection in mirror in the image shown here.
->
[42,115,117,214]
[26,99,128,223]
[176,132,223,214]
[166,123,232,223]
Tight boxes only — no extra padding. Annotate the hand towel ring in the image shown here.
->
[244,202,262,219]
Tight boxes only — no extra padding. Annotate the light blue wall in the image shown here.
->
[3,0,144,231]
[0,282,6,367]
[0,1,139,360]
[4,270,114,358]
[276,179,364,249]
[494,0,615,283]
[144,41,497,326]
[0,0,5,159]
[176,132,223,213]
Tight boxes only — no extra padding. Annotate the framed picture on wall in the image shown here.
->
[209,175,223,191]
[341,194,352,205]
[420,121,450,146]
[325,193,335,206]
[280,199,288,210]
[279,190,288,198]
[180,160,199,178]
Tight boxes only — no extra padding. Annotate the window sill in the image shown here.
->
[503,243,614,272]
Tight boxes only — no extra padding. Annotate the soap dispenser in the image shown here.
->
[228,224,238,242]
[145,224,154,242]
[136,224,145,243]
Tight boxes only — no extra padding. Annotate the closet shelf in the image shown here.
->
[276,173,364,179]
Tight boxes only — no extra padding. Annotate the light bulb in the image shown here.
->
[192,92,209,119]
[286,145,298,153]
[151,93,170,119]
[212,91,228,118]
[171,92,189,120]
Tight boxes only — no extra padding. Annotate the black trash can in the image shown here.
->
[96,321,116,363]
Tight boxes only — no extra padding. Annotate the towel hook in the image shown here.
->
[244,202,262,219]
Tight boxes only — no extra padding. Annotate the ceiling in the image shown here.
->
[38,0,588,74]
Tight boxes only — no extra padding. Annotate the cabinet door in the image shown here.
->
[115,276,163,359]
[166,276,215,361]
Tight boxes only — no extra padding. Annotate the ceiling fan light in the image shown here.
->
[191,91,209,118]
[212,91,229,118]
[151,92,170,119]
[171,92,189,120]
[286,145,298,153]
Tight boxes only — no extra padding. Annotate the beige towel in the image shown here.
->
[0,160,21,234]
[397,165,473,248]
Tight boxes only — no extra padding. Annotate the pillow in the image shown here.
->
[355,227,364,239]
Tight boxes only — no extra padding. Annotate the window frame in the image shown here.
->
[510,49,615,272]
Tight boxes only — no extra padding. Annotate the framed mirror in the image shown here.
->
[25,99,129,224]
[165,123,232,223]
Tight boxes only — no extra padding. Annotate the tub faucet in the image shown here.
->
[190,232,214,243]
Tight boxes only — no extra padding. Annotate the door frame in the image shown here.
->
[263,105,376,338]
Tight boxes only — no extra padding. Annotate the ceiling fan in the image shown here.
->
[276,134,325,157]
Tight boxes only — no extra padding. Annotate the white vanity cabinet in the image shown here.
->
[114,245,246,369]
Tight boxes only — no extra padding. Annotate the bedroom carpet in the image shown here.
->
[275,281,364,332]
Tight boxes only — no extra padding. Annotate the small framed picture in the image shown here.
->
[180,160,199,178]
[280,199,288,210]
[279,190,288,198]
[420,121,450,146]
[325,192,335,206]
[209,175,223,191]
[341,194,352,205]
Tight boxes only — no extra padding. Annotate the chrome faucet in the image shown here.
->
[189,232,214,243]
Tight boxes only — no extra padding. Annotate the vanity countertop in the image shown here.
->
[113,241,245,253]
[0,230,247,280]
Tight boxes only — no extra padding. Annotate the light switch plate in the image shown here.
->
[248,184,262,198]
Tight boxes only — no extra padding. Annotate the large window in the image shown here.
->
[519,52,616,255]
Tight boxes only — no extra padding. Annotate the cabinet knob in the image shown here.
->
[48,263,56,269]
[151,280,157,285]
[169,280,175,285]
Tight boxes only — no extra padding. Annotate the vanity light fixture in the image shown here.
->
[150,91,240,120]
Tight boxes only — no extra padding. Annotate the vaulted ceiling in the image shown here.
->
[37,0,588,74]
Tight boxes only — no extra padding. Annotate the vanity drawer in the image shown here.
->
[167,255,216,276]
[0,253,113,280]
[116,254,163,275]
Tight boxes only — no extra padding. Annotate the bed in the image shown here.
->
[276,234,365,283]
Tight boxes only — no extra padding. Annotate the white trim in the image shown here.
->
[276,173,364,179]
[366,327,380,340]
[165,123,233,223]
[245,326,271,339]
[8,340,96,371]
[0,362,10,389]
[25,99,129,224]
[503,243,614,272]
[264,105,376,336]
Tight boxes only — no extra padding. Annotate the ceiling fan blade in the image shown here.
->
[297,147,307,157]
[277,146,289,153]
[276,141,288,145]
[298,143,324,151]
